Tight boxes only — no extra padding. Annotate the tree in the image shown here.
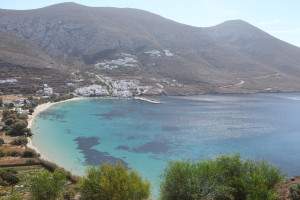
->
[2,109,14,119]
[8,103,14,109]
[10,136,28,146]
[28,169,67,200]
[1,171,19,193]
[4,118,15,126]
[79,163,150,200]
[29,108,34,115]
[17,113,28,121]
[0,98,3,107]
[160,155,283,200]
[9,120,28,136]
[22,149,37,158]
[0,138,4,146]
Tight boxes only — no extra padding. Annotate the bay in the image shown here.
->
[31,93,300,196]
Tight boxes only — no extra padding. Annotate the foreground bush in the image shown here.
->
[28,169,67,200]
[160,155,283,200]
[0,191,22,200]
[79,163,150,200]
[289,184,300,200]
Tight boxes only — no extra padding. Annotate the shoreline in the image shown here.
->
[26,95,160,160]
[27,97,86,160]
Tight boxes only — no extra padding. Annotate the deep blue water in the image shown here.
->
[31,93,300,196]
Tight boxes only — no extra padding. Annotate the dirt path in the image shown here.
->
[220,80,245,88]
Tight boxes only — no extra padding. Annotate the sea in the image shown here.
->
[31,93,300,196]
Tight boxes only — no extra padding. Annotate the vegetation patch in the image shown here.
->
[160,155,283,200]
[79,163,150,200]
[1,110,31,137]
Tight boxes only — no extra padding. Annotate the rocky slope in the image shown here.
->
[1,2,300,96]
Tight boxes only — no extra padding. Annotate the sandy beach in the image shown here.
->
[26,97,86,158]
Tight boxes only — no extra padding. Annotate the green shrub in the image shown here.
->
[8,103,14,109]
[28,169,67,200]
[0,169,18,187]
[22,149,37,158]
[0,150,5,157]
[0,169,17,175]
[4,118,15,126]
[0,191,22,200]
[79,163,150,200]
[1,110,31,136]
[0,138,4,146]
[289,184,300,200]
[0,178,7,186]
[0,170,19,190]
[160,155,283,200]
[29,108,34,115]
[2,125,12,133]
[10,136,28,146]
[2,110,15,119]
[17,113,28,121]
[25,159,36,165]
[6,151,21,157]
[63,187,77,200]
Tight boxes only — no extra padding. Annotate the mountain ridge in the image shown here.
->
[0,2,300,96]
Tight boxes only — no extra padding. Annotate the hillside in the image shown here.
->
[1,2,300,95]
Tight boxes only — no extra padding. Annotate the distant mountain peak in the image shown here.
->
[208,19,268,40]
[221,19,249,25]
[214,19,256,30]
[51,2,81,6]
[44,2,87,9]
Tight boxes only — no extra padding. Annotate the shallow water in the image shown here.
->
[32,93,300,196]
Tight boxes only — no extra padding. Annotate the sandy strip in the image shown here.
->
[27,97,86,159]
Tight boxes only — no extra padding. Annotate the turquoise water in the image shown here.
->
[31,94,300,196]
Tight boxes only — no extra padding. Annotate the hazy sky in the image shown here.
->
[1,0,300,47]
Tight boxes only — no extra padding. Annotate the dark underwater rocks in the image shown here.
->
[74,136,127,166]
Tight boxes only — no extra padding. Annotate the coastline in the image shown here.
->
[26,97,86,160]
[25,95,159,161]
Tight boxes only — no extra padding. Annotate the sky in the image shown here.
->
[1,0,300,47]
